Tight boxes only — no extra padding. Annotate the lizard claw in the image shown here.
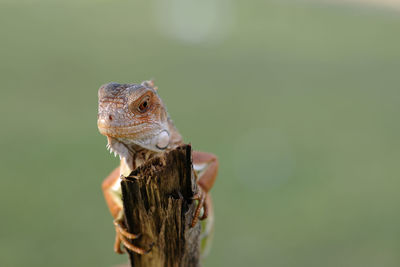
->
[114,219,141,240]
[113,218,153,255]
[190,188,209,227]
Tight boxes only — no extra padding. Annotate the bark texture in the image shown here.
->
[120,145,201,267]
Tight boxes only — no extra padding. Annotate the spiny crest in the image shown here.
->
[141,80,158,91]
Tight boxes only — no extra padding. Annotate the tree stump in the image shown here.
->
[120,144,201,267]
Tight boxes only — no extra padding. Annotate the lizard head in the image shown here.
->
[97,81,170,152]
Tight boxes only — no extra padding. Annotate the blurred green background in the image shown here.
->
[1,0,400,266]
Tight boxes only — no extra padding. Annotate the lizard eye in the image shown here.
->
[137,96,150,113]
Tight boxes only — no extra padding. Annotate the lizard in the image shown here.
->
[97,81,218,255]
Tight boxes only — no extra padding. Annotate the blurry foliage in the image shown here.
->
[1,0,400,266]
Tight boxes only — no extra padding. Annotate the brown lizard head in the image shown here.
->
[97,81,171,152]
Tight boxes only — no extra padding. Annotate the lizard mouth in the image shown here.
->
[97,113,164,142]
[97,113,141,135]
[98,124,140,139]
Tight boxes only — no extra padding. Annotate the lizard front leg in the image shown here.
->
[191,151,219,227]
[102,167,151,254]
[102,167,122,219]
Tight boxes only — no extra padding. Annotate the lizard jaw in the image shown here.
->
[131,129,170,152]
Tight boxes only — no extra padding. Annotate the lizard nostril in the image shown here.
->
[108,115,113,121]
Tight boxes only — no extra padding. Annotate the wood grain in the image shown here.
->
[121,145,201,267]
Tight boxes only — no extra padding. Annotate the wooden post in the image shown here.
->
[120,145,201,267]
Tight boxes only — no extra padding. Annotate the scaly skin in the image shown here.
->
[97,81,218,255]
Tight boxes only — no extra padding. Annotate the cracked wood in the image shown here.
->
[121,145,201,267]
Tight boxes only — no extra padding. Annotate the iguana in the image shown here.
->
[97,81,218,255]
